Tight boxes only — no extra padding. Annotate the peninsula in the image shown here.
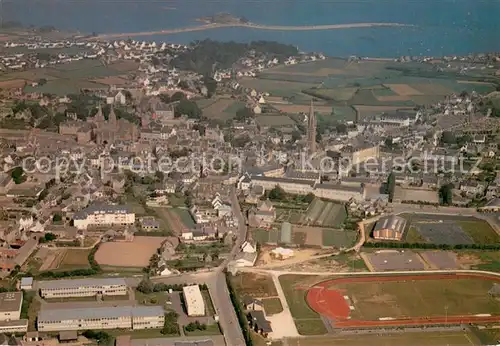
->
[94,21,411,40]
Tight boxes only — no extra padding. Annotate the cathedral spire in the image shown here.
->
[307,99,317,154]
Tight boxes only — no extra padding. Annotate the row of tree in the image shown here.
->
[137,277,209,294]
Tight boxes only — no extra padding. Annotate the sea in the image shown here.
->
[3,0,499,57]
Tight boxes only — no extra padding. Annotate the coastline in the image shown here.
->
[94,22,412,40]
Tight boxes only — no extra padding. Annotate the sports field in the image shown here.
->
[286,330,480,346]
[306,273,500,328]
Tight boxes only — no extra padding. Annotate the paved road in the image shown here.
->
[210,186,247,346]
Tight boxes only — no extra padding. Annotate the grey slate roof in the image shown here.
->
[38,277,127,290]
[73,204,132,220]
[38,305,164,322]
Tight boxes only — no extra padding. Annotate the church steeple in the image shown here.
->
[109,105,117,128]
[95,104,105,123]
[307,99,317,154]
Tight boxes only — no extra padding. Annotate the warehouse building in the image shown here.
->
[372,215,407,241]
[182,285,205,317]
[38,278,128,298]
[37,306,165,332]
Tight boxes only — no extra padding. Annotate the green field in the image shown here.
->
[321,229,357,248]
[331,276,500,321]
[262,297,283,315]
[172,208,196,228]
[278,274,327,335]
[255,58,498,115]
[286,331,480,346]
[458,220,500,244]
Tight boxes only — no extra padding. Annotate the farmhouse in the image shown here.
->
[37,306,165,331]
[73,204,135,230]
[38,278,128,298]
[248,199,276,228]
[182,285,205,317]
[372,215,407,241]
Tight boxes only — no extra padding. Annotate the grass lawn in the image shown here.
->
[405,226,427,243]
[294,319,327,336]
[27,293,41,332]
[202,290,215,316]
[279,275,320,319]
[287,330,480,346]
[261,298,283,315]
[470,251,500,272]
[332,276,500,321]
[136,291,172,307]
[231,272,278,298]
[321,229,357,248]
[251,332,283,346]
[332,253,368,271]
[458,220,500,244]
[184,323,221,336]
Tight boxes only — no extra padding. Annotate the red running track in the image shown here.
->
[305,272,500,328]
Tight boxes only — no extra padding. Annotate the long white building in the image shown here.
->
[38,278,128,298]
[37,306,165,332]
[0,292,27,333]
[73,204,135,230]
[182,285,205,317]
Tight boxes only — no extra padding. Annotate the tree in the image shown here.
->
[170,92,186,102]
[11,167,24,184]
[235,107,253,121]
[291,130,302,142]
[174,99,202,119]
[386,172,396,202]
[441,131,456,145]
[335,123,347,134]
[268,186,285,201]
[439,183,453,205]
[52,214,62,222]
[37,78,47,86]
[44,233,57,242]
[203,76,217,98]
[137,278,154,294]
[304,193,315,204]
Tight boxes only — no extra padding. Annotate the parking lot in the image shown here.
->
[420,251,459,270]
[416,222,474,245]
[363,251,425,271]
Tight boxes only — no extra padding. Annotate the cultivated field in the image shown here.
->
[230,272,278,298]
[306,273,500,328]
[95,236,165,267]
[272,104,332,114]
[0,58,139,95]
[37,248,91,271]
[255,114,296,127]
[249,58,497,122]
[200,98,239,119]
[302,198,347,227]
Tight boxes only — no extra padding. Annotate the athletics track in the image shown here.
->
[305,272,500,328]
